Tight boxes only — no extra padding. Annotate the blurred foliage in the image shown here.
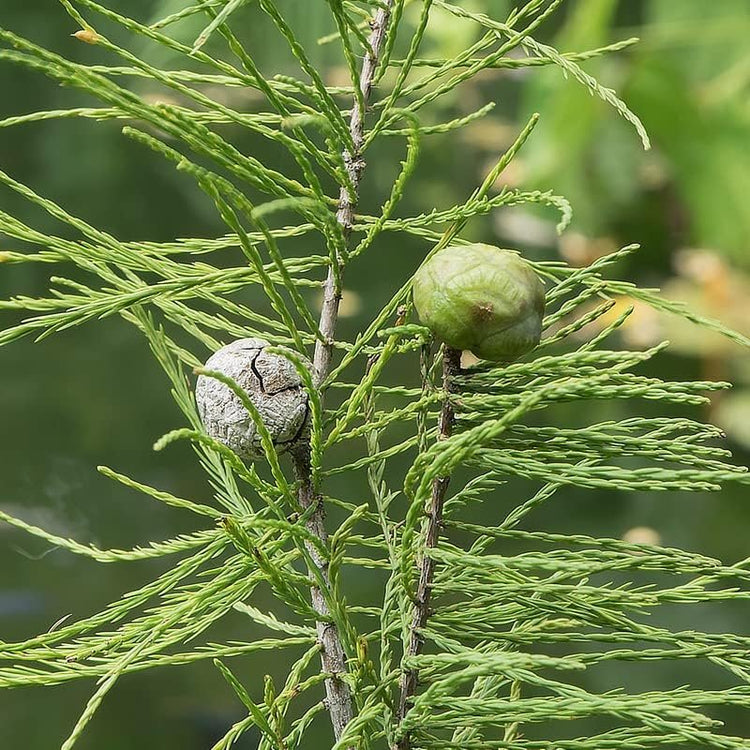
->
[0,1,749,748]
[519,0,750,264]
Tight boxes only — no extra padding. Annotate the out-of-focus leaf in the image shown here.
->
[715,391,750,450]
[519,0,750,264]
[627,60,750,262]
[646,0,750,82]
[520,0,640,234]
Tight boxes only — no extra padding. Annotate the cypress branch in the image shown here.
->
[396,345,461,750]
[294,1,395,742]
[1,3,749,749]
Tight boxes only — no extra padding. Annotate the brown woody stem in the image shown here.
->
[294,2,394,744]
[395,345,461,750]
[291,449,353,741]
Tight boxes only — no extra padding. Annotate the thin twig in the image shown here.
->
[291,449,353,740]
[314,1,394,385]
[395,345,462,750]
[294,1,395,743]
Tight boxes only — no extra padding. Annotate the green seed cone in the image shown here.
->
[412,243,545,362]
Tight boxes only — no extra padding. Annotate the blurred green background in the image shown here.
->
[1,0,749,747]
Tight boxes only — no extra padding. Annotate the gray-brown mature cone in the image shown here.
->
[195,338,311,459]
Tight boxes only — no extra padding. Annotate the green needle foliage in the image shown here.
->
[1,1,749,749]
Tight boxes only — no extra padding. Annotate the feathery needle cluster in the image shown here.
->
[1,2,749,749]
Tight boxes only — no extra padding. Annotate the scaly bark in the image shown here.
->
[295,2,395,743]
[395,346,462,750]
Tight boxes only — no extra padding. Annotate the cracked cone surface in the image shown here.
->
[195,338,311,458]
